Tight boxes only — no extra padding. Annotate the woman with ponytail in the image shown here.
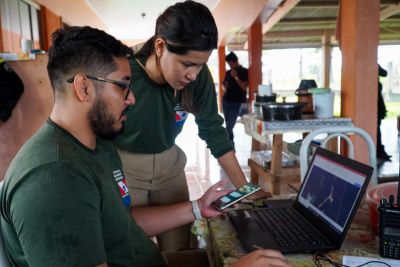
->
[114,1,261,252]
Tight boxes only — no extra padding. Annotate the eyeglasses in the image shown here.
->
[67,75,131,100]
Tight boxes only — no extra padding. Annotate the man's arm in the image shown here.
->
[131,180,229,236]
[131,202,194,236]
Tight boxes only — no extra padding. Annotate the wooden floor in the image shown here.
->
[176,115,400,200]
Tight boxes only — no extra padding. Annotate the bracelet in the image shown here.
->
[191,200,202,220]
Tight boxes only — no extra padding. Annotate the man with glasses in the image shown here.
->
[0,26,290,267]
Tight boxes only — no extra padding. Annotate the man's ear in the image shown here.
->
[72,73,90,102]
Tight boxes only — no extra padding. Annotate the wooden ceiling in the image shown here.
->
[225,0,400,50]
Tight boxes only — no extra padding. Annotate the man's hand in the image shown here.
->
[196,179,231,218]
[230,249,292,267]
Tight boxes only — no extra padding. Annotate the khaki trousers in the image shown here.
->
[118,145,191,252]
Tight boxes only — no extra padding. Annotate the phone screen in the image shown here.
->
[212,183,261,210]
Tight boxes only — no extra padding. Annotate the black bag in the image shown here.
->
[0,62,24,122]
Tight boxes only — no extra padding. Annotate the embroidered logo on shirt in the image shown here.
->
[174,103,188,127]
[113,169,131,207]
[117,180,129,195]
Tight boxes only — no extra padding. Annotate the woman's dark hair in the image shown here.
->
[137,1,218,57]
[136,1,218,113]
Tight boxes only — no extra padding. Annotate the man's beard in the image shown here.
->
[88,97,123,140]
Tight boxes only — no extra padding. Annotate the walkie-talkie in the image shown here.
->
[379,175,400,259]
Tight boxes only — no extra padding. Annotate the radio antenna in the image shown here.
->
[397,142,400,207]
[398,171,400,208]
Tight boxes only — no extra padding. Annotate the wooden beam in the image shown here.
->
[279,18,337,24]
[296,0,339,7]
[380,4,400,20]
[213,0,266,46]
[264,29,336,38]
[262,0,300,34]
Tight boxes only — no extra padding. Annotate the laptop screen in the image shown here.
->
[297,153,367,233]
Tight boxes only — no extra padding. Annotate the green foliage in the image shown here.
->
[386,102,400,118]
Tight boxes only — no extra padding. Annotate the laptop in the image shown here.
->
[228,147,373,254]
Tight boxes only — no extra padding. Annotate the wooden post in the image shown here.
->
[248,16,262,105]
[217,46,226,113]
[0,7,3,52]
[322,33,331,88]
[40,6,62,50]
[340,0,380,164]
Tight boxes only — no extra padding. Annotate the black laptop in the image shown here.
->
[228,147,373,254]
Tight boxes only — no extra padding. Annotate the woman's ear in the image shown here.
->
[72,73,90,102]
[154,37,165,57]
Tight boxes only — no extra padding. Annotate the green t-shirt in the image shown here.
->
[113,56,233,158]
[0,120,166,267]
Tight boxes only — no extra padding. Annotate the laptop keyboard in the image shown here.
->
[253,208,329,248]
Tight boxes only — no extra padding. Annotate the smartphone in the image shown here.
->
[212,183,261,210]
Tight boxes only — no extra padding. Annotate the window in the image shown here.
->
[0,0,40,52]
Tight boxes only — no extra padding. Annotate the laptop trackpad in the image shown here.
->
[242,230,280,252]
[230,209,280,251]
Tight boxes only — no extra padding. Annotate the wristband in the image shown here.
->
[191,200,202,220]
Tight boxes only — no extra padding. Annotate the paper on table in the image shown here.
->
[342,255,400,267]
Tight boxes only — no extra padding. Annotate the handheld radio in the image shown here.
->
[378,176,400,259]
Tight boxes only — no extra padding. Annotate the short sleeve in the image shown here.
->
[9,162,106,267]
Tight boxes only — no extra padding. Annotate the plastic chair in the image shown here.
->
[299,126,377,185]
[0,181,10,267]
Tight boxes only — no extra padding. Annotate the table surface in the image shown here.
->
[206,196,383,267]
[243,114,354,146]
[243,114,353,134]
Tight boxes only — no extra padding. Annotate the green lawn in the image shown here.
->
[386,102,400,118]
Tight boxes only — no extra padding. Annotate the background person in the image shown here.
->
[113,0,266,252]
[222,51,248,143]
[0,26,291,267]
[377,64,391,161]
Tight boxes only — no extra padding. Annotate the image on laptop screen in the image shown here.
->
[297,153,366,234]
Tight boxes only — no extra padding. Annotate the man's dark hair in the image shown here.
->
[225,52,238,63]
[47,26,133,96]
